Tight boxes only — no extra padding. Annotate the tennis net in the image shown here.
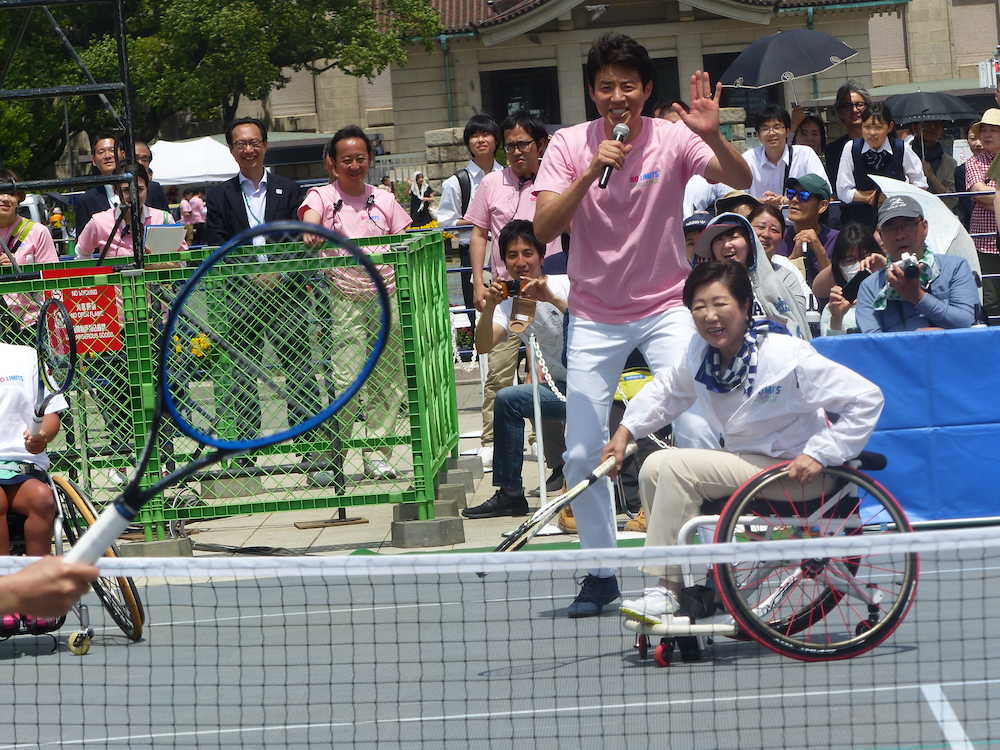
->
[2,525,999,749]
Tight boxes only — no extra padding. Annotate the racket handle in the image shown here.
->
[64,503,132,564]
[28,414,44,437]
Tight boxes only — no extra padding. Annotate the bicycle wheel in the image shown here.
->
[712,462,918,661]
[52,476,145,641]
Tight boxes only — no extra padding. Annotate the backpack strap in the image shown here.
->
[456,168,472,217]
[783,144,794,190]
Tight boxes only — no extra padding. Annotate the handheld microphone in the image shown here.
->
[333,199,344,214]
[366,194,375,209]
[598,123,630,190]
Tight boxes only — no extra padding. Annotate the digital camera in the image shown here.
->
[503,279,521,297]
[897,253,921,280]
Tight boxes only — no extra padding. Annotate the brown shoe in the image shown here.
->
[624,509,647,533]
[556,504,577,534]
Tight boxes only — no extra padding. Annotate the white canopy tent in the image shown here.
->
[149,137,239,185]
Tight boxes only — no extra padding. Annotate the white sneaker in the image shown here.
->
[620,587,679,625]
[363,457,398,480]
[479,445,494,472]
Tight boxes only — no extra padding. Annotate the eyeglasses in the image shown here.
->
[838,101,867,111]
[785,188,818,202]
[759,125,786,134]
[503,139,536,153]
[232,139,264,151]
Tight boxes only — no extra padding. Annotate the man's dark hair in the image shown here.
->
[835,82,872,121]
[683,260,753,311]
[225,117,268,146]
[585,33,654,88]
[753,105,791,131]
[498,219,546,258]
[90,131,119,151]
[325,125,373,159]
[463,114,500,152]
[499,111,549,144]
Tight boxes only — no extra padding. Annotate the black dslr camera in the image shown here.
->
[897,253,921,280]
[503,279,520,297]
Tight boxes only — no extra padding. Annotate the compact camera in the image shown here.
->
[897,253,921,280]
[503,279,521,297]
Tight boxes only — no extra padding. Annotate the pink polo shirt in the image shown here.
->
[299,182,411,296]
[179,199,193,225]
[189,195,206,224]
[463,166,562,281]
[1,218,60,327]
[76,206,186,259]
[533,117,715,323]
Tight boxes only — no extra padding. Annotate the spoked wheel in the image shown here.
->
[52,476,145,641]
[712,463,918,661]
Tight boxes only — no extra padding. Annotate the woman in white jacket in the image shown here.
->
[601,261,884,624]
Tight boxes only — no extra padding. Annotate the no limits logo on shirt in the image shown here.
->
[630,168,661,187]
[0,375,25,384]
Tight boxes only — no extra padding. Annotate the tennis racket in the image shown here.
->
[30,297,77,437]
[494,443,637,553]
[66,220,390,564]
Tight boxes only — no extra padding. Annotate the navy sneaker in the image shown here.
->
[566,574,620,618]
[462,488,529,519]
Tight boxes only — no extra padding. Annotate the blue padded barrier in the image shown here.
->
[813,327,1000,522]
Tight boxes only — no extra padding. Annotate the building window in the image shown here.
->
[480,67,561,124]
[583,57,680,120]
[702,52,784,116]
[952,0,1000,67]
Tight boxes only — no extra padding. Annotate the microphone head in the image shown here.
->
[612,123,630,140]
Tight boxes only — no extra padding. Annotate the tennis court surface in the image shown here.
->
[2,527,998,749]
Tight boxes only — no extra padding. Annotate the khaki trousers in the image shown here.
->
[480,331,520,444]
[638,448,832,582]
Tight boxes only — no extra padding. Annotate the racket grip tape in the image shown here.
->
[64,503,134,564]
[28,414,44,437]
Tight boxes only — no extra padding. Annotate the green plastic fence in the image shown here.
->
[0,232,458,540]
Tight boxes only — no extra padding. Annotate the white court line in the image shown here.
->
[6,677,999,749]
[920,684,976,750]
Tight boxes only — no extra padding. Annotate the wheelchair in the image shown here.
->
[624,451,919,666]
[4,473,145,654]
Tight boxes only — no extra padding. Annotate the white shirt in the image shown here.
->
[437,159,502,245]
[835,140,928,204]
[239,170,270,247]
[0,344,68,470]
[683,174,727,217]
[744,144,826,200]
[103,184,121,210]
[492,274,569,382]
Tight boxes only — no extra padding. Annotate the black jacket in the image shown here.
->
[205,171,302,246]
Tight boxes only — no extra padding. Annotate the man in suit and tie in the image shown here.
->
[74,133,125,237]
[204,119,321,471]
[205,118,301,245]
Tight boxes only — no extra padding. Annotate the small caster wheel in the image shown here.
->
[635,633,649,659]
[654,638,673,668]
[855,620,875,636]
[67,631,91,656]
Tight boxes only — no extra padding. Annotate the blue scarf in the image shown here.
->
[695,319,789,397]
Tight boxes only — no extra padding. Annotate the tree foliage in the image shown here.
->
[0,0,440,177]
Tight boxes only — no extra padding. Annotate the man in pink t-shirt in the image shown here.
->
[532,33,751,618]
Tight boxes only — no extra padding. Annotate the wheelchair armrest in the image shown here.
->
[851,451,886,471]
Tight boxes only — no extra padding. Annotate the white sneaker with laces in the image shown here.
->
[363,457,398,480]
[620,587,680,625]
[479,445,494,472]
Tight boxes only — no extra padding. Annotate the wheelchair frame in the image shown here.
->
[624,455,919,666]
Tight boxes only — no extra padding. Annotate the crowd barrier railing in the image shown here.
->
[0,231,458,540]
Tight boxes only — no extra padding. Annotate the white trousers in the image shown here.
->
[563,306,716,575]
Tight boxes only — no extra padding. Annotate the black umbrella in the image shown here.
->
[720,29,857,89]
[883,92,978,124]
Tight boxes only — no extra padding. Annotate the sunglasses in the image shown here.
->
[785,188,820,202]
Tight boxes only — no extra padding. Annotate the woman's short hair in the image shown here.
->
[748,204,786,234]
[794,114,827,151]
[831,222,882,285]
[683,260,754,311]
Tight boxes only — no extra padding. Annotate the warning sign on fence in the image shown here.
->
[59,285,123,354]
